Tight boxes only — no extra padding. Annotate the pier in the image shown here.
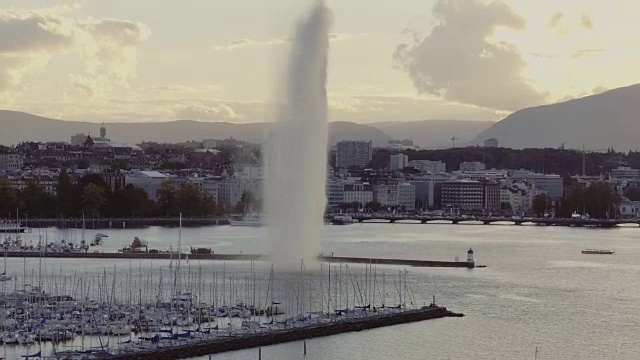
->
[110,306,461,360]
[1,252,475,268]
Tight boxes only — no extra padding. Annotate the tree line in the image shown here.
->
[0,169,257,218]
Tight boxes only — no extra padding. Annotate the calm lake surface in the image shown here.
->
[3,223,640,359]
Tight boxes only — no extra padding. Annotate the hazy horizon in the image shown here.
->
[1,0,639,124]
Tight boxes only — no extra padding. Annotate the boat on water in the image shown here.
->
[331,214,355,225]
[582,249,615,255]
[229,214,263,227]
[0,220,27,233]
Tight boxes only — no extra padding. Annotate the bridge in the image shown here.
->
[333,214,640,228]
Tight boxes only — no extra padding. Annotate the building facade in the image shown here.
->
[459,162,486,172]
[0,153,24,171]
[439,180,484,210]
[408,160,446,174]
[508,170,563,200]
[125,171,169,201]
[343,183,373,205]
[335,140,372,169]
[390,154,409,170]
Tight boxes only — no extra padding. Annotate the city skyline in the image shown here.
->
[1,0,639,124]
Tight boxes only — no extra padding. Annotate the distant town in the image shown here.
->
[0,123,638,220]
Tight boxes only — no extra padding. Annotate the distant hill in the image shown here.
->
[374,120,495,148]
[0,111,391,146]
[471,84,640,150]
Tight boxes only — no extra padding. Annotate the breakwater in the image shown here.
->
[110,307,461,360]
[2,252,474,268]
[320,255,475,268]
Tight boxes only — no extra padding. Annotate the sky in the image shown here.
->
[1,0,639,124]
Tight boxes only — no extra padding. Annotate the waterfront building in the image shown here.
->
[326,179,345,209]
[343,183,373,205]
[439,180,484,211]
[125,170,169,200]
[459,162,486,172]
[408,160,446,174]
[484,182,501,211]
[619,197,640,218]
[410,174,449,209]
[390,153,409,171]
[500,181,536,213]
[508,170,563,200]
[373,183,416,211]
[335,140,373,169]
[216,180,248,208]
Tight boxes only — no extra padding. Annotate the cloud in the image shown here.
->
[394,0,547,112]
[580,13,594,30]
[0,8,149,97]
[212,37,290,51]
[572,48,605,58]
[548,12,564,28]
[173,103,244,121]
[212,32,368,51]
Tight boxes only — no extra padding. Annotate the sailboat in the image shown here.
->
[0,251,11,281]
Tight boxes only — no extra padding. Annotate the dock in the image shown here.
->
[110,306,461,360]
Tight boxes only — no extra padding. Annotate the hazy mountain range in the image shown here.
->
[0,110,490,147]
[3,84,640,149]
[471,84,640,150]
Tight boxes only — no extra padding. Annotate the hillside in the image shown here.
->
[0,111,391,146]
[374,120,494,148]
[471,84,640,150]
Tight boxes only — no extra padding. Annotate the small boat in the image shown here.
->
[581,249,615,255]
[331,214,354,225]
[191,247,213,255]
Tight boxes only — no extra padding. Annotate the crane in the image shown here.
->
[451,136,458,148]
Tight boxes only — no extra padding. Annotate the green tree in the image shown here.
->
[177,182,204,217]
[364,201,382,212]
[157,181,178,216]
[81,183,107,217]
[19,179,55,217]
[0,179,21,216]
[532,193,550,217]
[561,182,619,218]
[57,168,73,216]
[623,186,640,201]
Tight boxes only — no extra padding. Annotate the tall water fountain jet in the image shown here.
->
[264,1,333,269]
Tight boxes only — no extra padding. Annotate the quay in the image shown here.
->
[14,217,228,229]
[110,306,461,360]
[1,252,475,268]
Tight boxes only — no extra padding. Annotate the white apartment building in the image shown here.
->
[611,167,640,181]
[390,153,409,170]
[335,140,372,169]
[408,160,446,174]
[343,183,373,205]
[373,183,416,211]
[500,181,536,213]
[0,153,24,171]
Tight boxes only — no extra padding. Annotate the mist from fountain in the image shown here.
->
[264,1,333,270]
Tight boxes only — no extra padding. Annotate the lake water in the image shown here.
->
[3,223,640,359]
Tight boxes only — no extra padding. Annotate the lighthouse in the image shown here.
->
[467,248,475,264]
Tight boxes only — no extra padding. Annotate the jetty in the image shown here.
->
[110,306,461,360]
[1,252,475,268]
